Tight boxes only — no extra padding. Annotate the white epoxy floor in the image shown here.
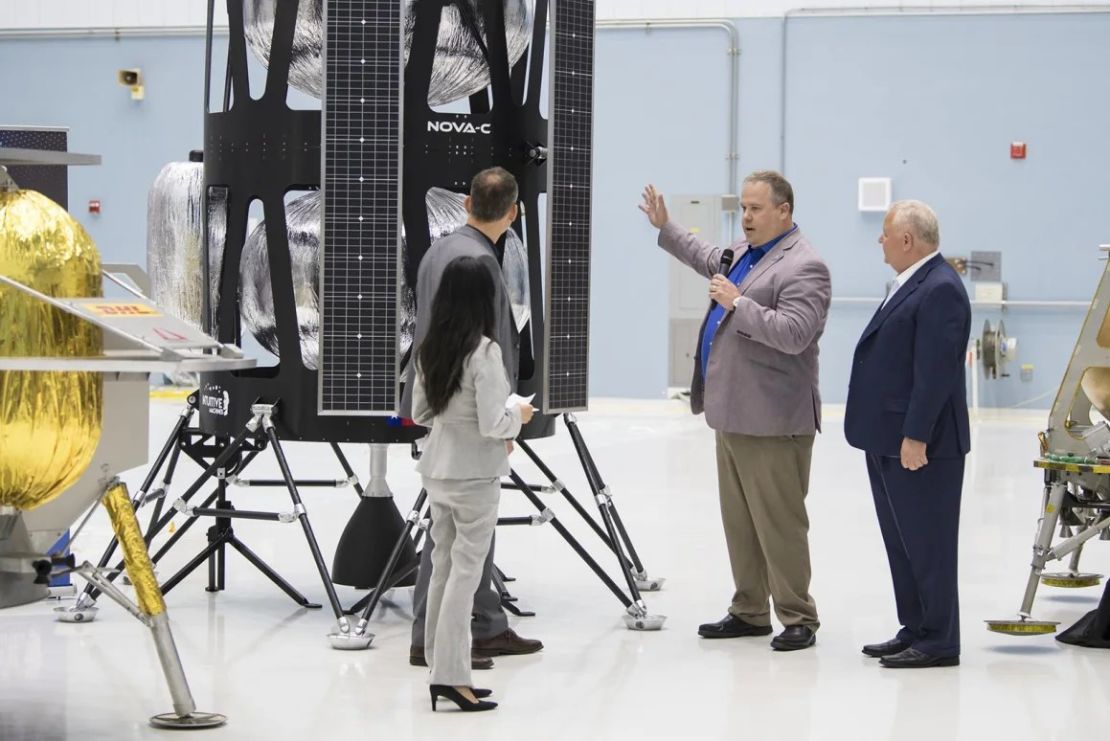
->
[2,399,1110,741]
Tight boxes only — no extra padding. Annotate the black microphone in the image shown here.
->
[709,248,735,311]
[718,248,735,275]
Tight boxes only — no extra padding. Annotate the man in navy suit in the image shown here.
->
[845,200,971,668]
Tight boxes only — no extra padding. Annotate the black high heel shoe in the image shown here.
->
[473,688,493,699]
[429,685,498,712]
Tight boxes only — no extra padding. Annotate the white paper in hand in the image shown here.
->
[505,393,536,410]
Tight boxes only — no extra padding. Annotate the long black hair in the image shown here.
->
[418,256,498,416]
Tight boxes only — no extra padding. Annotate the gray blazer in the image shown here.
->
[400,225,519,420]
[413,338,523,479]
[659,221,831,436]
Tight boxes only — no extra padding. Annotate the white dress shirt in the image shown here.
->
[881,250,939,309]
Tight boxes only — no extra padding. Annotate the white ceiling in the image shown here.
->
[0,0,1107,31]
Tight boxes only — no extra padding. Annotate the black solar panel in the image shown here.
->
[544,0,594,413]
[318,0,403,415]
[0,127,69,208]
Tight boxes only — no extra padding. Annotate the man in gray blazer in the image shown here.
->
[401,167,542,668]
[640,171,831,650]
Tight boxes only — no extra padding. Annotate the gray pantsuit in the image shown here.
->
[423,477,501,686]
[411,337,522,687]
[410,531,505,644]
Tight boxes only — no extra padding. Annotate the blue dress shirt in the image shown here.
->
[700,225,798,377]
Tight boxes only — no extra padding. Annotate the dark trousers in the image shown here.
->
[866,453,964,657]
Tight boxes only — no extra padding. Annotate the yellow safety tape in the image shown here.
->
[149,387,194,401]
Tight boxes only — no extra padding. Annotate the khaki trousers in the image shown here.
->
[715,431,819,628]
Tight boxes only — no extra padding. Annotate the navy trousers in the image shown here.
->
[866,453,964,657]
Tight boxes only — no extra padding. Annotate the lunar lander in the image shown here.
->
[988,246,1110,643]
[56,0,662,668]
[0,142,244,726]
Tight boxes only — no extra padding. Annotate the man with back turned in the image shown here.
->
[401,166,543,669]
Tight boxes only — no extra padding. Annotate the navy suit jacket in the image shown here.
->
[844,254,971,459]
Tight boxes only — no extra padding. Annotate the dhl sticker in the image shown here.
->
[88,303,162,317]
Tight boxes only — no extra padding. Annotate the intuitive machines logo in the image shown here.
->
[200,384,230,417]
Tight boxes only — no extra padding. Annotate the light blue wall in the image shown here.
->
[0,36,226,260]
[2,13,1107,407]
[781,13,1110,408]
[591,27,731,401]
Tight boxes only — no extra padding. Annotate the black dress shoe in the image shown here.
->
[862,638,910,658]
[771,625,816,651]
[879,647,959,669]
[698,614,774,639]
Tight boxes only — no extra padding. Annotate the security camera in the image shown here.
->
[117,68,144,100]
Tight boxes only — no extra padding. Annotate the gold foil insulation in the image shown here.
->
[102,481,166,617]
[0,189,103,510]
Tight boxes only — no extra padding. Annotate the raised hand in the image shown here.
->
[638,184,669,229]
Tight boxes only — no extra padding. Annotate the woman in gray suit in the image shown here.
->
[411,256,534,712]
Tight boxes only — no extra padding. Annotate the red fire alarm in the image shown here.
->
[88,199,101,214]
[1010,142,1027,160]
